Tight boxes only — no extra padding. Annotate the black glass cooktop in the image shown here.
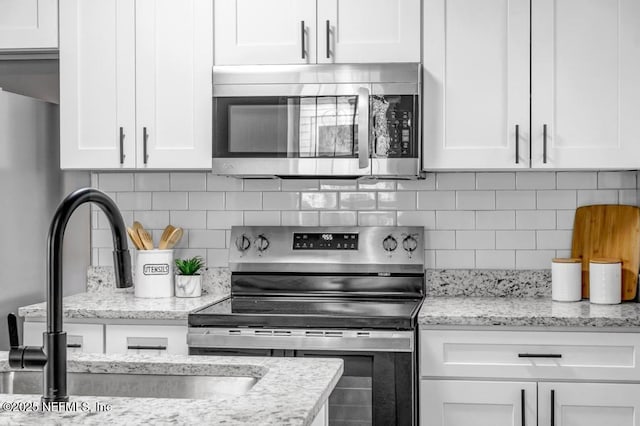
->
[189,296,423,330]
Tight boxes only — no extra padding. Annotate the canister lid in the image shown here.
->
[552,257,582,263]
[589,257,622,264]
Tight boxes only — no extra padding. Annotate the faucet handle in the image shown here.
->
[7,313,46,370]
[8,313,19,348]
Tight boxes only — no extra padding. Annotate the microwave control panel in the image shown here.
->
[293,233,359,250]
[377,95,416,158]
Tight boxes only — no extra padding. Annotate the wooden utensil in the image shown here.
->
[133,221,144,233]
[164,227,183,249]
[137,227,155,250]
[571,204,640,300]
[158,225,176,249]
[127,227,144,250]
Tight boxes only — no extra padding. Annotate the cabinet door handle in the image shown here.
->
[119,127,125,165]
[518,353,562,358]
[543,124,548,164]
[143,127,149,165]
[326,20,331,58]
[515,124,520,164]
[520,389,525,426]
[300,21,306,59]
[550,389,555,426]
[127,345,167,351]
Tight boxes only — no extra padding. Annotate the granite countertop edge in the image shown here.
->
[0,352,343,426]
[18,292,228,321]
[418,296,640,329]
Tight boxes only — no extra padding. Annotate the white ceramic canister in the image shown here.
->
[589,258,622,305]
[551,258,582,302]
[134,249,174,298]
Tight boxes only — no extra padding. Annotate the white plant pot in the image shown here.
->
[175,274,202,298]
[134,249,174,298]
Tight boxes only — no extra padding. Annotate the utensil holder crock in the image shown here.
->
[134,249,174,298]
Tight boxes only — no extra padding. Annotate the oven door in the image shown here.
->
[188,328,416,426]
[212,84,372,176]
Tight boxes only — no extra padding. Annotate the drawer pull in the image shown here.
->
[66,344,82,349]
[127,345,167,351]
[517,353,562,358]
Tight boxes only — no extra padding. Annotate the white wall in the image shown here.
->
[91,171,638,270]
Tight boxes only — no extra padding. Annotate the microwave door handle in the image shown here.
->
[357,87,370,169]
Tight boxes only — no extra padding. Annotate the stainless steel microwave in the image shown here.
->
[212,64,421,177]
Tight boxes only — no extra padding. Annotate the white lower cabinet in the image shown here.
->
[538,382,640,426]
[23,321,187,355]
[419,329,640,426]
[105,324,188,356]
[421,380,536,426]
[23,322,104,354]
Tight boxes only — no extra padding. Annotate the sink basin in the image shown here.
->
[0,371,258,399]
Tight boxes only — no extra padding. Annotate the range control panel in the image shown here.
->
[293,233,359,250]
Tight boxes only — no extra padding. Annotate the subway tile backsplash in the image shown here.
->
[91,171,639,270]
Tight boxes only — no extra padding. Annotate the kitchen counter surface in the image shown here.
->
[0,351,342,425]
[18,291,226,321]
[419,297,640,328]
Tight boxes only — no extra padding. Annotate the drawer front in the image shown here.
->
[420,329,640,381]
[24,322,104,353]
[105,324,188,355]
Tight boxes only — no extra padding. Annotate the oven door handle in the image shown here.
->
[187,330,414,352]
[357,87,370,169]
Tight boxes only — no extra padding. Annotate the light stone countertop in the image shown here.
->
[419,297,640,328]
[0,351,343,425]
[18,291,226,321]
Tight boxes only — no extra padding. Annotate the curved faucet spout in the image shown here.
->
[48,187,133,333]
[44,187,133,402]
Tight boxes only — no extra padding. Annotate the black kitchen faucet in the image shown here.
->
[7,188,133,402]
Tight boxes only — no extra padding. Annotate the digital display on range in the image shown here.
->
[293,233,358,250]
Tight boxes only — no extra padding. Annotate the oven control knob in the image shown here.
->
[382,235,398,252]
[235,234,251,252]
[402,234,418,253]
[255,234,270,253]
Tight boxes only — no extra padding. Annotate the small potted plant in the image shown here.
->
[174,256,205,298]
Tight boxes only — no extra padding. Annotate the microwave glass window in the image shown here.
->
[228,104,288,153]
[215,96,360,158]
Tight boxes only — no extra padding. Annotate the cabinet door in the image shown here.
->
[420,380,536,426]
[59,0,136,169]
[24,321,104,354]
[422,0,530,170]
[105,324,188,355]
[135,0,212,169]
[531,0,640,169]
[214,0,316,65]
[538,382,640,426]
[0,0,58,49]
[317,0,420,64]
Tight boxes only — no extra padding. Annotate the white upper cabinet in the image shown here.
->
[135,0,213,169]
[60,0,136,169]
[531,0,640,169]
[424,0,640,171]
[317,0,420,64]
[422,0,530,170]
[214,0,420,65]
[214,0,316,65]
[60,0,212,169]
[0,0,58,50]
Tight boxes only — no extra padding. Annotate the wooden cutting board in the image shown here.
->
[571,205,640,300]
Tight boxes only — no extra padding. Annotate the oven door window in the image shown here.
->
[295,351,373,426]
[214,96,359,158]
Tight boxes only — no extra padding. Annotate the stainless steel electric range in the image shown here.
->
[188,226,425,426]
